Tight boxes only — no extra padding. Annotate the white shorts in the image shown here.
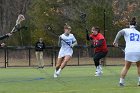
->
[125,52,140,62]
[58,48,73,58]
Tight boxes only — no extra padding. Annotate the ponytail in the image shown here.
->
[130,17,136,26]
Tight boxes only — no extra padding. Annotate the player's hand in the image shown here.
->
[113,42,118,47]
[6,33,12,36]
[71,44,75,48]
[90,44,95,48]
[0,43,6,47]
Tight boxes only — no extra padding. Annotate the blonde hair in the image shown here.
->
[64,23,71,29]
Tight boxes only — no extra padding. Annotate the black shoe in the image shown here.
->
[37,67,41,69]
[119,83,125,86]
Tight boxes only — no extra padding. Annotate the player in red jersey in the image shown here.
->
[87,26,108,76]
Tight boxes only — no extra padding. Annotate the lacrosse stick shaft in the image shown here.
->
[118,46,125,52]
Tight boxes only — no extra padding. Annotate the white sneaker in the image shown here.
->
[137,81,140,86]
[56,71,60,75]
[99,65,102,70]
[99,65,103,73]
[95,71,102,76]
[53,73,58,78]
[95,66,102,76]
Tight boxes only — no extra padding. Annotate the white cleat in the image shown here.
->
[137,81,140,86]
[53,73,58,78]
[95,71,102,76]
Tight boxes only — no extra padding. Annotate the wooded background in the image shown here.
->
[0,0,140,46]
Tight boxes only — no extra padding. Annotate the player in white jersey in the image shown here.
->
[54,24,77,78]
[113,17,140,86]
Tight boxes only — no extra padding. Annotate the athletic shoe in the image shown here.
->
[53,73,58,78]
[37,67,41,69]
[119,83,125,86]
[41,66,44,69]
[99,65,102,70]
[137,81,140,86]
[95,71,102,76]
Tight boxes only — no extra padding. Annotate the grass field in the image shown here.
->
[0,66,140,93]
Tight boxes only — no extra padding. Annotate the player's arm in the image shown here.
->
[35,42,39,50]
[43,42,46,49]
[71,40,77,48]
[113,30,125,47]
[0,33,12,40]
[58,36,61,46]
[71,35,78,48]
[86,32,93,41]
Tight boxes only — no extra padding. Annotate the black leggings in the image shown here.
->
[93,52,108,67]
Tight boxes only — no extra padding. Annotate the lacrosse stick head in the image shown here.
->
[80,12,86,19]
[80,12,86,22]
[10,14,25,33]
[16,14,25,25]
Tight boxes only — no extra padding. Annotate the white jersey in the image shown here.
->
[123,27,140,53]
[114,26,140,62]
[58,33,76,58]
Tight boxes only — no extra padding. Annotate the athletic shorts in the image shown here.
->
[58,48,73,58]
[125,52,140,62]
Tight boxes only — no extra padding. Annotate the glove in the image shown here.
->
[91,44,95,48]
[71,44,75,48]
[89,37,93,40]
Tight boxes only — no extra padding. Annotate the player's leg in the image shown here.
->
[54,57,63,78]
[136,61,140,86]
[119,61,131,86]
[35,51,41,68]
[56,55,71,75]
[40,52,44,68]
[94,52,107,76]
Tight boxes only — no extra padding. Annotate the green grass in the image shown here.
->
[0,66,139,93]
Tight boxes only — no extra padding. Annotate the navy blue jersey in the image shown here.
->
[35,42,45,51]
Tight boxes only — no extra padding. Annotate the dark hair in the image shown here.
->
[130,17,136,26]
[94,26,100,33]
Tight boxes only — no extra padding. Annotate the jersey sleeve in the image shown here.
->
[71,34,76,42]
[98,34,105,40]
[113,30,125,43]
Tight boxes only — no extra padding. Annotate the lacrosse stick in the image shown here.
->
[11,14,25,33]
[118,46,125,52]
[80,12,94,48]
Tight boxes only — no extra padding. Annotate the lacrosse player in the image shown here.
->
[35,38,46,68]
[53,24,77,78]
[113,17,140,86]
[87,26,108,76]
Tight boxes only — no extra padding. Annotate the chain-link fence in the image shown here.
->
[0,45,124,68]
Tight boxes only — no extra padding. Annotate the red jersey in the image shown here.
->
[90,33,108,52]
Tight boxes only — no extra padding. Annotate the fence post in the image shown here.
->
[29,48,31,67]
[4,47,7,68]
[77,46,80,66]
[51,46,54,67]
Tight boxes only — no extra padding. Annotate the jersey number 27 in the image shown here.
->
[130,33,140,41]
